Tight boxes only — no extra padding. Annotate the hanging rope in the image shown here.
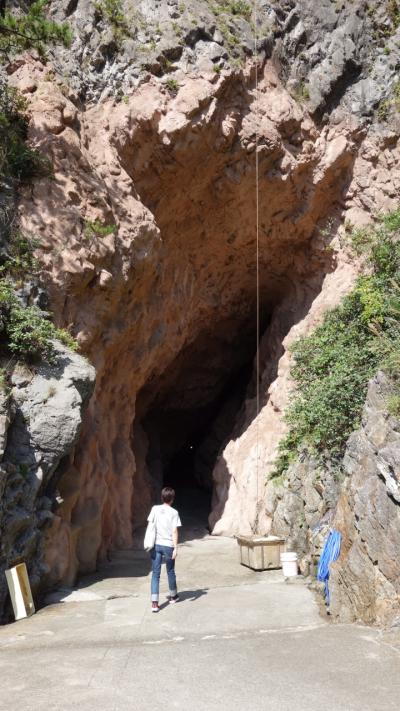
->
[253,0,261,534]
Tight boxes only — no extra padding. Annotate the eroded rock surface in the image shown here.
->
[0,0,400,623]
[268,373,400,626]
[0,344,95,621]
[329,373,400,626]
[8,41,399,580]
[7,53,364,572]
[47,0,400,124]
[278,0,400,121]
[267,456,340,573]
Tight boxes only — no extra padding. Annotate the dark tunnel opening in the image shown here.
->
[135,306,271,535]
[154,359,254,531]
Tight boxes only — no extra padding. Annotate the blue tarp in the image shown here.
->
[317,529,341,604]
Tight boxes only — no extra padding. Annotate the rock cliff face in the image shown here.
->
[0,344,94,621]
[48,0,400,122]
[10,54,361,569]
[1,0,400,622]
[330,373,400,627]
[265,373,400,626]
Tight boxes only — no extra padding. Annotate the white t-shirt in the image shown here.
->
[148,504,182,547]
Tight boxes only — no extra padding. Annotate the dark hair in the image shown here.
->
[161,487,175,504]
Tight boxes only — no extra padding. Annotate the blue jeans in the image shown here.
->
[150,545,177,602]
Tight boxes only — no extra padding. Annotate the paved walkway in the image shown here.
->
[1,528,400,711]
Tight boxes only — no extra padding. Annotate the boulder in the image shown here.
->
[0,343,95,622]
[330,373,400,626]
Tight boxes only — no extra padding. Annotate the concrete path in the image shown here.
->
[1,530,400,711]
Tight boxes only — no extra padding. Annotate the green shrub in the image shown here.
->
[0,2,70,183]
[213,1,252,20]
[84,220,116,239]
[56,328,78,351]
[387,393,400,417]
[388,0,400,29]
[377,81,400,122]
[381,206,400,232]
[272,208,400,477]
[1,3,71,180]
[94,0,129,40]
[227,1,252,20]
[0,84,51,183]
[165,77,179,93]
[209,1,251,60]
[7,304,57,360]
[95,0,126,25]
[377,98,390,122]
[0,277,78,361]
[381,333,400,377]
[0,231,40,281]
[0,225,74,363]
[355,277,385,324]
[0,0,72,58]
[292,81,310,103]
[6,140,52,183]
[0,3,77,366]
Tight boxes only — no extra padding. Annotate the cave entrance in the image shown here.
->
[141,360,254,536]
[136,314,265,537]
[162,423,213,533]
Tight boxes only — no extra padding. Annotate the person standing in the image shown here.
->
[148,487,182,613]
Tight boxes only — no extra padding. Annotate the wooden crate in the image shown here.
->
[236,535,286,571]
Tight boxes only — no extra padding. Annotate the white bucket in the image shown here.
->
[280,551,298,577]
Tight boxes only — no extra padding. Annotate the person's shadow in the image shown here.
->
[179,588,208,602]
[158,588,208,610]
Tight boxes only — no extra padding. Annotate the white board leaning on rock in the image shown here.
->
[5,563,35,621]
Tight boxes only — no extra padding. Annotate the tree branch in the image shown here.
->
[0,24,37,44]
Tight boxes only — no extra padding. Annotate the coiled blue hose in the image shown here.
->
[317,529,341,604]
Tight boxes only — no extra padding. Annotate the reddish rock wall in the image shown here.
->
[9,55,394,586]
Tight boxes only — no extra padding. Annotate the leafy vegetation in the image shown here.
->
[207,0,252,61]
[387,0,400,29]
[272,208,400,477]
[226,1,252,20]
[0,275,77,361]
[1,2,70,184]
[0,0,72,58]
[0,106,76,362]
[0,4,79,365]
[0,225,78,360]
[84,219,116,239]
[82,219,117,251]
[165,77,179,93]
[290,81,310,103]
[387,393,400,417]
[0,230,39,281]
[94,0,130,42]
[0,233,73,358]
[368,0,400,41]
[377,81,400,122]
[0,83,51,184]
[212,1,252,21]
